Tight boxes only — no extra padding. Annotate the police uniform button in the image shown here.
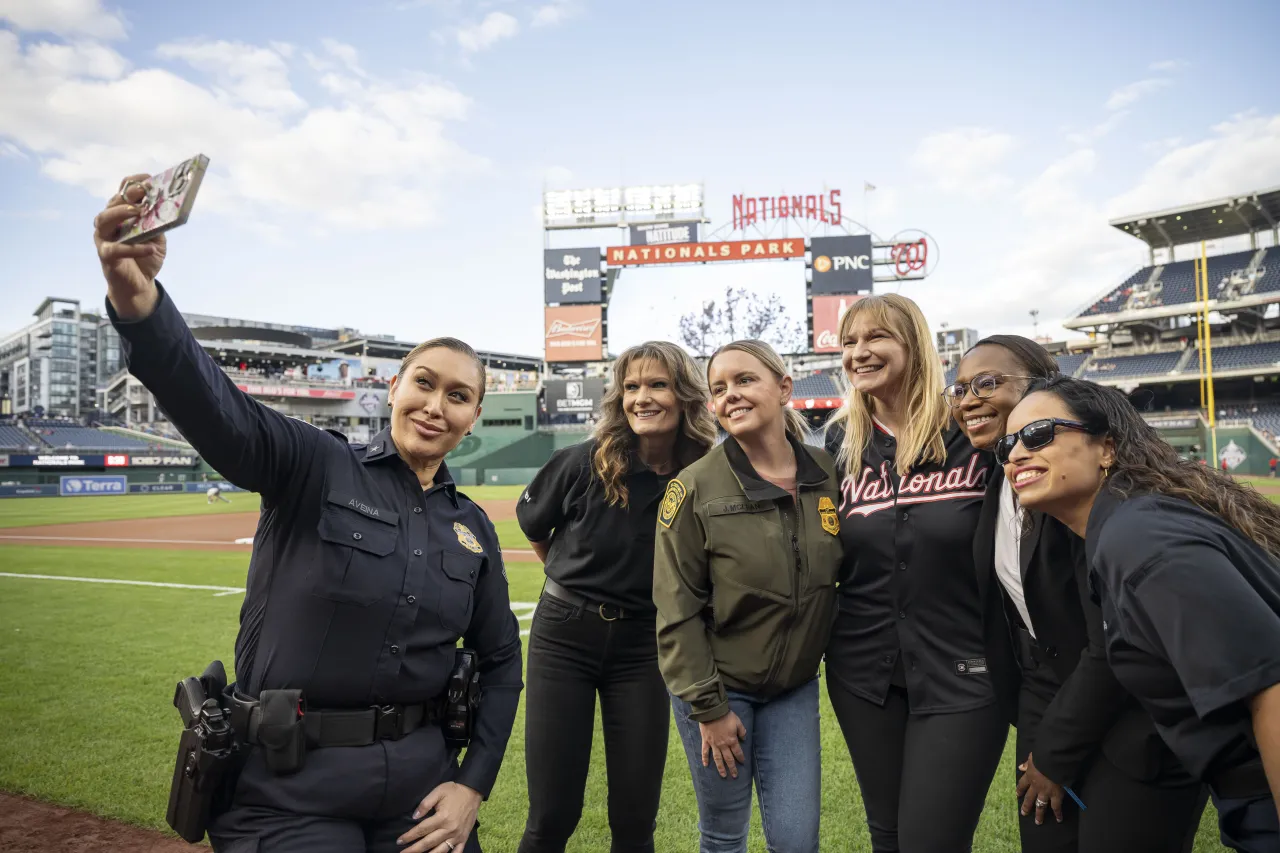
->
[407,595,416,604]
[413,549,422,556]
[898,610,906,619]
[390,645,400,655]
[414,507,422,514]
[884,655,894,664]
[900,511,908,521]
[898,562,907,571]
[353,532,363,541]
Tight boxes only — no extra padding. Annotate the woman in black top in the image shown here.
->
[516,341,717,853]
[953,337,1203,853]
[824,294,1006,853]
[1003,376,1280,853]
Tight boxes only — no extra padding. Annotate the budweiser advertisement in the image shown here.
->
[812,294,864,353]
[606,238,805,267]
[545,305,604,362]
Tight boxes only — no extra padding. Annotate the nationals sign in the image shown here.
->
[733,190,842,230]
[812,294,864,353]
[606,238,804,267]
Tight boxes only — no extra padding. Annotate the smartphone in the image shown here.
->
[117,154,210,244]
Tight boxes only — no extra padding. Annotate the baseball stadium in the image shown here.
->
[2,180,1278,851]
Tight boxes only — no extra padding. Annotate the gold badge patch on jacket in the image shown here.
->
[658,479,687,528]
[453,522,484,554]
[818,496,840,536]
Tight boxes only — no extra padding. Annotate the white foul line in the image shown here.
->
[0,572,244,593]
[0,572,544,627]
[0,534,242,546]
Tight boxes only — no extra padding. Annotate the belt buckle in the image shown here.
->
[376,705,403,741]
[598,603,621,622]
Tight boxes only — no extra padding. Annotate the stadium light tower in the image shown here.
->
[1030,309,1040,339]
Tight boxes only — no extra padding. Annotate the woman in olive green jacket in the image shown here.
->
[653,339,842,853]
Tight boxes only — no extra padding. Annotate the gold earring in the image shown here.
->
[1102,466,1110,479]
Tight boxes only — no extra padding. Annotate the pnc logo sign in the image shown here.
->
[810,235,873,294]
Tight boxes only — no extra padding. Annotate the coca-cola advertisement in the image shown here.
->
[811,294,864,353]
[544,304,605,362]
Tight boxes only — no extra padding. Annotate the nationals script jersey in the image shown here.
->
[824,420,997,714]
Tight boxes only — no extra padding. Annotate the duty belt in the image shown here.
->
[543,577,634,621]
[228,691,442,749]
[1208,758,1272,801]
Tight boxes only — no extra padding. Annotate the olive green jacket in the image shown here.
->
[653,433,843,722]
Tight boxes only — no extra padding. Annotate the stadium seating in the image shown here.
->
[1055,353,1088,377]
[0,424,40,450]
[25,421,151,450]
[1078,249,1263,317]
[1083,351,1184,379]
[793,374,841,398]
[1199,341,1280,373]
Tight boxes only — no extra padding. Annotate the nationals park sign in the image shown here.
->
[606,238,804,266]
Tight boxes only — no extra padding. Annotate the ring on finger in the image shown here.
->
[446,842,455,852]
[1035,799,1049,808]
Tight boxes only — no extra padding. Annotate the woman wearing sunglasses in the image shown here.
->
[824,294,1006,853]
[952,338,1204,853]
[1002,376,1280,853]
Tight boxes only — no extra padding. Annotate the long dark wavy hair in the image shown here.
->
[1024,375,1280,556]
[593,341,718,507]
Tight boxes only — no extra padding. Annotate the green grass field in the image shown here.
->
[0,493,1232,850]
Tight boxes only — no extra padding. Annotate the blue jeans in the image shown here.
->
[671,677,821,853]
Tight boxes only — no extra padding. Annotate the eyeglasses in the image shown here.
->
[995,418,1100,465]
[942,373,1037,408]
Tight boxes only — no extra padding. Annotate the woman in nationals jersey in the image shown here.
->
[824,294,1007,853]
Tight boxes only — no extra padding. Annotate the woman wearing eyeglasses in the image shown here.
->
[1003,376,1280,853]
[823,295,1006,853]
[952,338,1205,853]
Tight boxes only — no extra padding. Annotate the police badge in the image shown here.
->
[453,522,484,554]
[818,496,840,536]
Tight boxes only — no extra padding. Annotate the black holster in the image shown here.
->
[166,660,240,843]
[442,648,482,751]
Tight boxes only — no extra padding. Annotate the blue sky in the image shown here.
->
[2,0,1279,356]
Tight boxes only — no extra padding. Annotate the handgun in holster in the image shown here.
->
[166,660,240,843]
[441,648,482,752]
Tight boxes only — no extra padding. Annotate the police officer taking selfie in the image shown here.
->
[93,173,523,853]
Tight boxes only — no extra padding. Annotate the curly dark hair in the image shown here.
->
[1024,375,1280,556]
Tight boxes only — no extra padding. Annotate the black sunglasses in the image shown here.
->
[995,418,1099,465]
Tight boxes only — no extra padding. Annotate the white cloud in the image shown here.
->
[910,127,1016,198]
[456,11,518,53]
[1149,59,1184,72]
[1105,78,1170,111]
[532,1,574,27]
[1066,109,1128,147]
[0,0,125,40]
[542,164,573,183]
[926,110,1280,339]
[0,30,487,230]
[1108,111,1280,217]
[157,40,305,113]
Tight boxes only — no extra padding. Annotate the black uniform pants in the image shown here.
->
[1214,793,1280,853]
[826,677,1007,853]
[208,725,477,853]
[1014,657,1205,853]
[518,592,669,853]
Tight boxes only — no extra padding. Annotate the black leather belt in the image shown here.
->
[1209,758,1272,801]
[543,577,632,621]
[228,691,441,749]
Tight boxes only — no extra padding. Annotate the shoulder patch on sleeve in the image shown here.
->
[658,479,688,529]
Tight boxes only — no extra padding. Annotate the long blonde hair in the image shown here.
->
[707,340,811,442]
[827,294,948,475]
[592,341,717,507]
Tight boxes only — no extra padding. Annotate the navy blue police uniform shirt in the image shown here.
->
[825,422,997,713]
[106,283,523,798]
[1087,488,1280,781]
[517,439,673,613]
